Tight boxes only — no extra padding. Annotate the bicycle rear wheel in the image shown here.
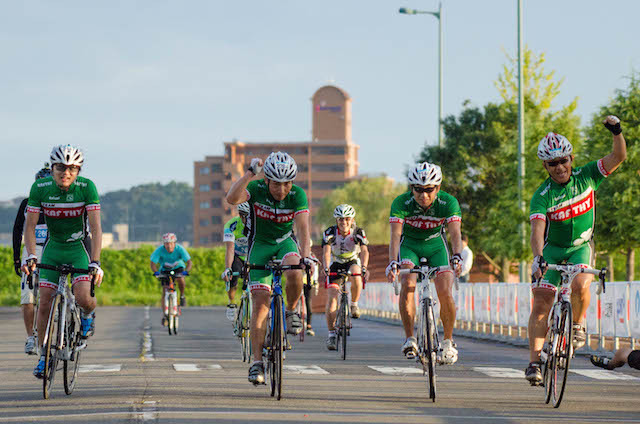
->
[167,295,175,335]
[173,315,179,335]
[425,300,437,402]
[240,296,251,362]
[43,295,62,399]
[340,294,348,361]
[64,309,82,395]
[299,293,306,342]
[551,302,573,408]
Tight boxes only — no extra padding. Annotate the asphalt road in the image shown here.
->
[1,306,638,423]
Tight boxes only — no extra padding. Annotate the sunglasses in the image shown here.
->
[53,164,80,173]
[412,186,437,194]
[546,158,570,167]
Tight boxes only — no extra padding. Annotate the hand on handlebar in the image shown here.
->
[88,261,104,287]
[386,261,399,283]
[21,255,38,276]
[221,267,232,282]
[449,253,463,277]
[531,255,547,281]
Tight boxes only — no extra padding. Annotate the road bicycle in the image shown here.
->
[232,275,252,362]
[245,259,312,400]
[34,263,94,399]
[157,269,187,335]
[328,270,362,360]
[395,259,457,402]
[536,263,606,408]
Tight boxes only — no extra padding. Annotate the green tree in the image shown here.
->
[417,48,582,280]
[316,177,406,244]
[582,74,640,280]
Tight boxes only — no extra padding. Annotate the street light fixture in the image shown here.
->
[399,3,444,148]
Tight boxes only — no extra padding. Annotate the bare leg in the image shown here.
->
[571,274,592,325]
[434,272,456,340]
[36,287,56,349]
[250,291,270,361]
[22,304,35,336]
[399,268,417,338]
[325,287,340,331]
[528,289,554,363]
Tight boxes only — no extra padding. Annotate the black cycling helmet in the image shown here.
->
[35,163,52,180]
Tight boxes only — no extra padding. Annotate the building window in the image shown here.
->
[312,181,344,190]
[211,163,222,173]
[312,163,344,173]
[199,167,210,175]
[211,233,222,242]
[199,219,209,227]
[199,184,210,192]
[200,201,210,209]
[211,216,222,225]
[211,181,221,190]
[312,146,345,155]
[211,198,222,208]
[199,236,209,244]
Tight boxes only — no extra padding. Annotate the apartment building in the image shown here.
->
[193,85,360,246]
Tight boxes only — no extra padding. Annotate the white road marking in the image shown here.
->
[473,367,524,378]
[368,366,423,375]
[570,369,640,380]
[173,364,222,372]
[140,306,154,361]
[284,365,329,375]
[79,364,122,373]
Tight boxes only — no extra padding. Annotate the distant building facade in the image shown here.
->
[193,85,359,247]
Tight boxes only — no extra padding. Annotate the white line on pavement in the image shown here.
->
[368,366,423,375]
[472,367,524,378]
[284,365,329,375]
[78,364,122,373]
[570,369,640,380]
[173,364,222,372]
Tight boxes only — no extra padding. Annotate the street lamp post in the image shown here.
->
[399,3,444,148]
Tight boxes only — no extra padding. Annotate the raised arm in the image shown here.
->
[599,115,627,174]
[226,158,262,205]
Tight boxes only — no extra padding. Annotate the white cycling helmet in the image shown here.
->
[333,204,356,218]
[162,232,177,243]
[408,162,442,186]
[50,144,84,167]
[263,151,298,182]
[237,202,250,215]
[537,132,573,161]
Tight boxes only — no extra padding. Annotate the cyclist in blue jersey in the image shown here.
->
[150,233,192,323]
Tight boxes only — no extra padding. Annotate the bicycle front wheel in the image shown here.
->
[299,293,306,342]
[340,295,348,361]
[551,302,573,408]
[269,296,284,400]
[425,300,437,402]
[64,309,82,395]
[43,295,62,399]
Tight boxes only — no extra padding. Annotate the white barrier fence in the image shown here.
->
[359,281,640,353]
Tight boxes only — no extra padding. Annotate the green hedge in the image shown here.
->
[0,246,228,306]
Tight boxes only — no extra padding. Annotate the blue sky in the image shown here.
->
[2,0,638,200]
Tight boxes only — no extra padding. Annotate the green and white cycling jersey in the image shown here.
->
[389,190,461,241]
[530,159,609,248]
[223,216,248,260]
[244,179,309,244]
[26,176,100,244]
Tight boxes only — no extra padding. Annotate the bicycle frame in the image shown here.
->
[329,271,360,360]
[159,270,184,335]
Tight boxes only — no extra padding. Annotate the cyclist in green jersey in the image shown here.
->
[225,151,312,385]
[221,202,250,321]
[22,145,104,379]
[525,116,627,384]
[387,162,463,365]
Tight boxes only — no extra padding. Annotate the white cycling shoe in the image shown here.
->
[402,337,419,359]
[439,339,458,365]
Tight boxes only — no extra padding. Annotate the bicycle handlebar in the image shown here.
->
[395,265,460,293]
[545,264,607,294]
[328,271,362,277]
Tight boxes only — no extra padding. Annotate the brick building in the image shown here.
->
[193,85,360,246]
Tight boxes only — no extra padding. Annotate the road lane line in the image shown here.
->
[140,306,154,361]
[79,364,122,373]
[368,366,423,375]
[173,364,222,372]
[284,365,329,375]
[472,367,524,378]
[570,369,640,380]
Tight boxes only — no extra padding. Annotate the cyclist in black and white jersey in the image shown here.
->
[322,204,369,350]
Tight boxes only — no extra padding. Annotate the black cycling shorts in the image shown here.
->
[229,255,245,289]
[328,259,359,286]
[628,350,640,370]
[160,267,184,287]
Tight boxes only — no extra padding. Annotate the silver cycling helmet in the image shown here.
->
[333,203,356,218]
[35,163,51,180]
[537,132,573,161]
[237,202,250,215]
[263,151,298,182]
[408,162,442,186]
[50,144,84,167]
